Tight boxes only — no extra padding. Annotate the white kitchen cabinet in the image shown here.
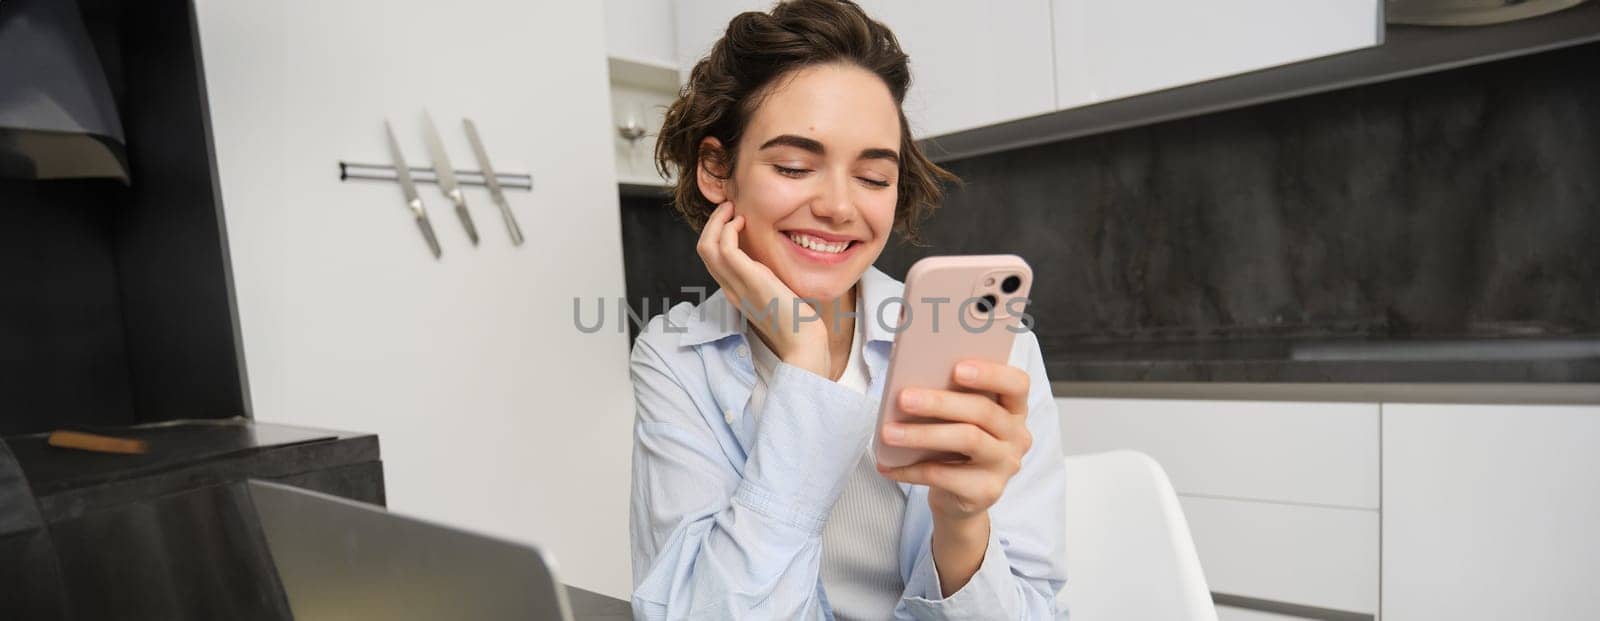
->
[1052,0,1383,108]
[1382,403,1600,620]
[1183,496,1379,615]
[1058,398,1379,509]
[671,0,1056,139]
[1058,393,1600,619]
[674,1,1382,137]
[672,0,769,78]
[856,0,1056,137]
[604,0,679,69]
[1058,396,1381,616]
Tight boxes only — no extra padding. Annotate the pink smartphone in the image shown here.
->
[874,255,1034,469]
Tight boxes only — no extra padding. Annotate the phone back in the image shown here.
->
[875,255,1033,469]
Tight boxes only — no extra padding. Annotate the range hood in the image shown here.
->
[0,0,129,182]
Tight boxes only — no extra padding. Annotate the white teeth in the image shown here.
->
[787,232,850,254]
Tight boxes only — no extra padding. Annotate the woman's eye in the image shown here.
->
[773,165,810,178]
[858,176,891,188]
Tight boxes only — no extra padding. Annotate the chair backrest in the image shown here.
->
[1058,450,1218,621]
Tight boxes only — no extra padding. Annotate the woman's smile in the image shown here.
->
[782,229,862,265]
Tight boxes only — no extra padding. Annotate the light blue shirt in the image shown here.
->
[628,265,1068,620]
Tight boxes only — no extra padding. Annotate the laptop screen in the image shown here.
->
[248,480,573,621]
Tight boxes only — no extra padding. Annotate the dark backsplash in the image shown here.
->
[616,192,718,341]
[619,42,1600,381]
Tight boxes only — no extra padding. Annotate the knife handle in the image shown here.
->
[455,203,481,246]
[416,216,443,259]
[495,198,525,246]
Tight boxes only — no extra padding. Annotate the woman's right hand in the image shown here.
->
[697,201,831,377]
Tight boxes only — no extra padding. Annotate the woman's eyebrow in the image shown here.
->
[759,135,898,164]
[759,134,825,154]
[858,148,899,165]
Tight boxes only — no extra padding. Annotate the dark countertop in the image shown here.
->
[3,418,383,522]
[1041,337,1600,383]
[0,419,387,619]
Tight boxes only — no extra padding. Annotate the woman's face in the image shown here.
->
[700,62,902,303]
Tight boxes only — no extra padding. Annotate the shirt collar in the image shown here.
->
[678,264,904,349]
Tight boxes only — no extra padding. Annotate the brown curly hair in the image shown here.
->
[655,0,957,244]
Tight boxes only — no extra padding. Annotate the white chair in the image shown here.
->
[1057,450,1219,621]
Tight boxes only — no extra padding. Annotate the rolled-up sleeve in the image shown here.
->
[629,339,878,620]
[897,331,1069,620]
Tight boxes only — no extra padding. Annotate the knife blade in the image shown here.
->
[422,110,480,246]
[384,119,442,259]
[462,118,525,246]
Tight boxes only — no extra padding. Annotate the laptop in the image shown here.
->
[248,479,575,620]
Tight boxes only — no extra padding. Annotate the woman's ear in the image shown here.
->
[697,136,732,204]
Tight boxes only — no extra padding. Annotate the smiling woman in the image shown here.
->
[655,0,955,244]
[630,2,1068,620]
[695,63,904,303]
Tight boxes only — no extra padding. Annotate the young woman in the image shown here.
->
[628,2,1066,618]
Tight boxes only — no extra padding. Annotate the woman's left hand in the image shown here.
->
[876,359,1033,522]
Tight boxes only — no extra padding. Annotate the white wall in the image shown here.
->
[196,0,636,598]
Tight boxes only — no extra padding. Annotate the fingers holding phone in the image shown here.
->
[876,359,1034,519]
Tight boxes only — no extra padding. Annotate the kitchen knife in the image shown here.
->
[383,119,442,259]
[462,118,525,246]
[421,110,480,246]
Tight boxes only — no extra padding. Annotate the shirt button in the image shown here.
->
[724,409,737,424]
[736,344,750,359]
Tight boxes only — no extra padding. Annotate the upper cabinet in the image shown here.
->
[604,0,679,68]
[673,0,769,78]
[666,0,1381,144]
[858,0,1057,138]
[1052,0,1383,108]
[671,0,1056,140]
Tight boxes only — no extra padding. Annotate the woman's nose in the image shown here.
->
[809,171,855,222]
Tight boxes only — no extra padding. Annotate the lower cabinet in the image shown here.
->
[1058,398,1379,509]
[1060,397,1600,620]
[1183,496,1378,615]
[1058,397,1380,618]
[1381,403,1600,621]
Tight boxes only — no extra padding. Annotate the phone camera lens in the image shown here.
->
[976,294,997,313]
[1001,275,1022,294]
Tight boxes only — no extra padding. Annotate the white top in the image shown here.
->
[743,296,908,621]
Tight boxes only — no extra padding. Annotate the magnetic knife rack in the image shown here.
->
[338,161,534,190]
